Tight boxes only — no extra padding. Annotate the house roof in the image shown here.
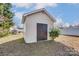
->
[22,8,56,24]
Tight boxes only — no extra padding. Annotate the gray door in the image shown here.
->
[37,23,47,41]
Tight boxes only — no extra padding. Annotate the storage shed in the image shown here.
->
[22,8,56,43]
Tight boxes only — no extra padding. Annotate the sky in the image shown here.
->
[12,3,79,27]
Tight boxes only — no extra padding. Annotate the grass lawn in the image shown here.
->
[0,33,23,44]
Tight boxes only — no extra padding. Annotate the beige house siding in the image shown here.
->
[24,12,54,43]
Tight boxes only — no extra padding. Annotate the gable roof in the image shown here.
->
[22,8,56,24]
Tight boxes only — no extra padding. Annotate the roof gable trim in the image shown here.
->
[22,8,56,24]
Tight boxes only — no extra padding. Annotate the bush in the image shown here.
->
[0,30,9,38]
[10,29,17,35]
[49,28,60,40]
[0,32,8,37]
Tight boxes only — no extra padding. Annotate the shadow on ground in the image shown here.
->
[0,38,79,56]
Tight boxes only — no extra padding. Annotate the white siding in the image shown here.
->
[24,12,54,43]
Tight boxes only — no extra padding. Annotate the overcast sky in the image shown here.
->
[12,3,79,27]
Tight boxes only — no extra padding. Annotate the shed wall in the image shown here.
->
[24,12,54,43]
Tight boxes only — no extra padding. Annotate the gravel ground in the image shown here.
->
[0,38,79,56]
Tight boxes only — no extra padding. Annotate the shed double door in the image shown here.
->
[37,23,47,41]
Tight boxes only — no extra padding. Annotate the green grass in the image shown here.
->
[17,38,25,43]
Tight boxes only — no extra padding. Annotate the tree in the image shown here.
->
[0,3,4,15]
[0,3,14,30]
[0,3,14,37]
[3,3,14,27]
[3,3,14,19]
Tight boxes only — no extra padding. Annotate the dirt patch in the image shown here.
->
[55,35,79,53]
[0,38,79,56]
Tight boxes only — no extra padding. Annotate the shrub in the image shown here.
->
[0,29,10,38]
[49,28,60,40]
[0,31,8,37]
[11,29,17,35]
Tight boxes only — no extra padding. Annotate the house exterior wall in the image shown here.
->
[60,27,79,36]
[24,12,54,43]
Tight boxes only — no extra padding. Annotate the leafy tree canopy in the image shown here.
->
[0,3,14,28]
